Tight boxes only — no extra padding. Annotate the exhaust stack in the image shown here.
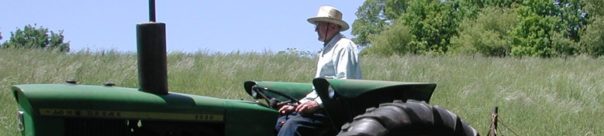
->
[137,0,168,95]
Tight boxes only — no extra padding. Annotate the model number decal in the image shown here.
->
[39,108,224,122]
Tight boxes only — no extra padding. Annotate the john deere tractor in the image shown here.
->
[11,1,478,136]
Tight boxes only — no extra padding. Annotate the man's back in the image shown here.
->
[315,33,361,79]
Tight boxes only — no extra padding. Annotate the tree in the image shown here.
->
[1,24,69,52]
[352,0,389,46]
[578,0,604,57]
[352,0,407,46]
[383,0,407,20]
[510,0,580,57]
[353,0,593,57]
[450,7,518,56]
[582,0,604,17]
[400,0,463,54]
[556,0,587,41]
[361,21,414,56]
[580,16,604,56]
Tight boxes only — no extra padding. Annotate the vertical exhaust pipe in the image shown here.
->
[137,0,168,95]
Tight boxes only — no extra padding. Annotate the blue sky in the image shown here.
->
[1,1,365,53]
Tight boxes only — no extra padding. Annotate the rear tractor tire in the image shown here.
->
[337,100,479,136]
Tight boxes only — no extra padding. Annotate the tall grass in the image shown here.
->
[362,55,603,135]
[1,48,602,135]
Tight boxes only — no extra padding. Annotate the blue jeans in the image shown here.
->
[275,112,332,136]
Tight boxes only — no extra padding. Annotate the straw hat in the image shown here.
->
[307,6,349,31]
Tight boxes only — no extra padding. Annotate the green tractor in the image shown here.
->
[11,1,478,136]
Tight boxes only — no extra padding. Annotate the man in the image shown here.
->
[276,5,362,136]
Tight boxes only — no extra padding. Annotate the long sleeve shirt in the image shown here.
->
[299,33,362,105]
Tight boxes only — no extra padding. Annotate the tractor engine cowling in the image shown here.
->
[12,84,278,136]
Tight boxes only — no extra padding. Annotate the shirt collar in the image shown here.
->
[323,33,343,48]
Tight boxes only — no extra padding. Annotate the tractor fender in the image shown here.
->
[313,78,436,102]
[312,78,437,128]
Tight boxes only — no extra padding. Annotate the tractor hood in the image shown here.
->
[13,84,275,121]
[14,84,220,120]
[12,84,278,136]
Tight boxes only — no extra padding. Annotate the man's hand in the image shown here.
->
[278,104,296,115]
[295,101,320,114]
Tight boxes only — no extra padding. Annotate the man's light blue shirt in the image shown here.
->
[300,33,362,105]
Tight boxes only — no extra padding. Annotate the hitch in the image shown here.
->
[488,106,498,136]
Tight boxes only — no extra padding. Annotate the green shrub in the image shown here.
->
[450,7,517,56]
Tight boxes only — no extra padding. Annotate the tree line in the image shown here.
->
[353,0,604,57]
[1,24,70,52]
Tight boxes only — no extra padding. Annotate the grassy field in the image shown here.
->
[1,48,602,135]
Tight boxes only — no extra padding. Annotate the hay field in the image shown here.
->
[0,49,602,135]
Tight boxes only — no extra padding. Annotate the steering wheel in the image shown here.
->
[250,85,300,108]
